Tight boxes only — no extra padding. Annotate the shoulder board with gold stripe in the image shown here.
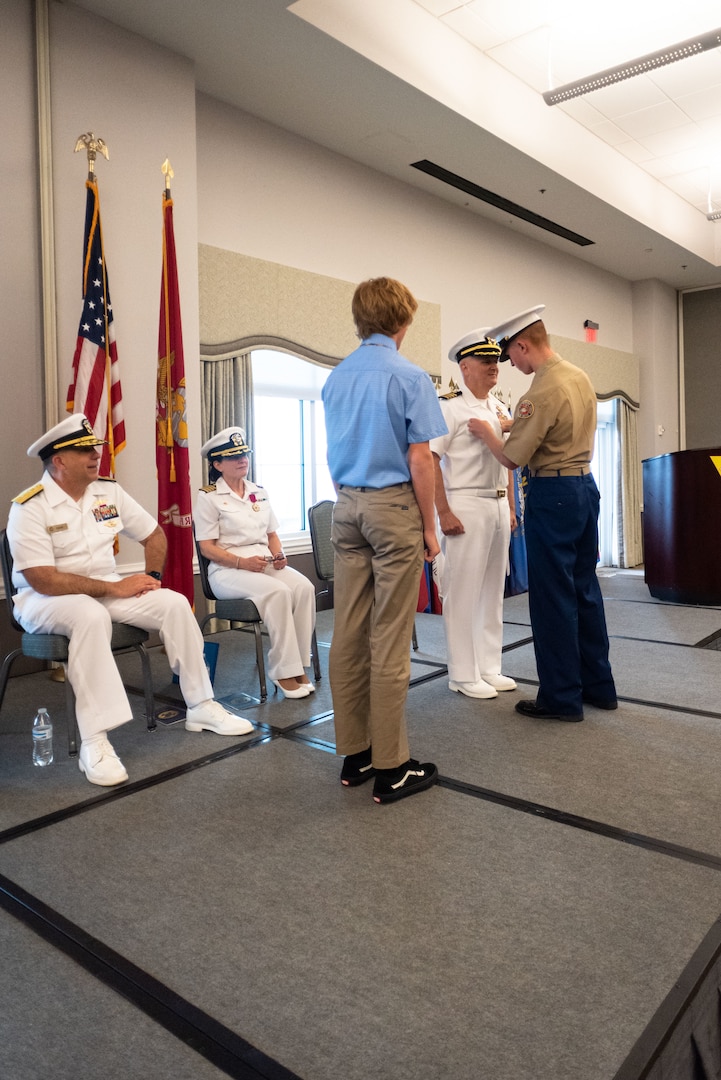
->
[12,483,44,505]
[439,389,462,400]
[98,476,117,483]
[200,483,217,493]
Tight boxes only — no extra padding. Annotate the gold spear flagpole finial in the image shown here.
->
[162,158,174,194]
[74,132,109,180]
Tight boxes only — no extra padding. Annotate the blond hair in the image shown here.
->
[352,277,418,340]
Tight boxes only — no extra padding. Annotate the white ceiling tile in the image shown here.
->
[636,122,706,157]
[574,76,667,120]
[440,7,506,50]
[697,115,721,140]
[486,32,553,93]
[411,0,462,16]
[647,48,721,97]
[641,157,681,179]
[613,100,690,139]
[614,140,655,164]
[675,85,721,122]
[465,0,546,39]
[589,119,631,147]
[642,142,713,175]
[662,174,711,207]
[557,98,607,126]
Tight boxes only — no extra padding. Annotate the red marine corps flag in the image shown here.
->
[66,151,126,476]
[156,161,194,605]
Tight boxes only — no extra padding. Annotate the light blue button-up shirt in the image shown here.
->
[322,333,447,488]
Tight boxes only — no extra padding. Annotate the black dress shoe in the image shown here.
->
[515,700,583,722]
[582,696,618,711]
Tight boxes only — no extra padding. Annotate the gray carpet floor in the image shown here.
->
[1,570,720,1080]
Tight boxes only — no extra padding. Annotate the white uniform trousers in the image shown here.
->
[14,588,214,741]
[439,493,510,683]
[208,565,316,682]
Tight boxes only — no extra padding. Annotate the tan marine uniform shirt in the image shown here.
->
[504,354,597,472]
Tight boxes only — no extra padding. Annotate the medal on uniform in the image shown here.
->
[249,492,260,512]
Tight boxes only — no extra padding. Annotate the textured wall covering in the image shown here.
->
[550,334,640,407]
[199,245,442,375]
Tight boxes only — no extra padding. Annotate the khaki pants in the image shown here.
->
[329,484,423,769]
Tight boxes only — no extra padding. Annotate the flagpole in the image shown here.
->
[156,161,194,604]
[161,160,176,482]
[69,132,125,479]
[74,134,116,475]
[97,200,116,473]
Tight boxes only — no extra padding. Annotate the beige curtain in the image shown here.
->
[200,351,254,483]
[615,397,643,568]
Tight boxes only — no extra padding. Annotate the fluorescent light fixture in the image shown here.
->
[543,28,721,105]
[706,209,721,221]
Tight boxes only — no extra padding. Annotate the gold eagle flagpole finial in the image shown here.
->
[74,132,109,180]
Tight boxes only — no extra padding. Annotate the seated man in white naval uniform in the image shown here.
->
[6,415,254,787]
[430,331,518,700]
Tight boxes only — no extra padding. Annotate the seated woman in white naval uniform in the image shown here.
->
[194,428,316,700]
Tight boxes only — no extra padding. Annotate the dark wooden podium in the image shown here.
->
[642,448,721,604]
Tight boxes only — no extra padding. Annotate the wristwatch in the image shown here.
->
[147,570,162,581]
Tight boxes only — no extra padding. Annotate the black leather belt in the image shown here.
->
[530,467,591,477]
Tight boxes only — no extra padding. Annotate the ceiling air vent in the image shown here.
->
[411,159,594,247]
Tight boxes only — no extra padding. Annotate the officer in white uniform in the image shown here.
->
[430,331,518,699]
[194,428,316,699]
[6,415,254,787]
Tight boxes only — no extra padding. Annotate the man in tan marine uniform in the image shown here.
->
[468,305,616,722]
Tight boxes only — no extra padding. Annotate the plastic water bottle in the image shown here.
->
[32,708,54,767]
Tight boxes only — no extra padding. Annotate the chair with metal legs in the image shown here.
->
[0,528,156,755]
[194,533,321,704]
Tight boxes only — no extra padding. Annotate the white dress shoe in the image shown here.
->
[79,736,129,786]
[273,680,311,699]
[448,679,498,700]
[480,673,518,691]
[185,700,255,735]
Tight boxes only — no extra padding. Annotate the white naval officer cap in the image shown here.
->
[27,414,107,461]
[200,427,252,461]
[487,305,546,361]
[448,327,502,364]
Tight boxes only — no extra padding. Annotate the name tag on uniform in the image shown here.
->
[93,503,119,523]
[47,523,68,534]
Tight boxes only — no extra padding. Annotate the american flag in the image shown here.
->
[66,178,125,475]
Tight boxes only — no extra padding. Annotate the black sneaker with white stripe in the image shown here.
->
[340,748,376,787]
[372,759,438,804]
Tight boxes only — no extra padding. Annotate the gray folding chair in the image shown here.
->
[194,533,321,704]
[307,499,419,651]
[0,528,156,755]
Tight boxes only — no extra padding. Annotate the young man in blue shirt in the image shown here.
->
[322,277,447,803]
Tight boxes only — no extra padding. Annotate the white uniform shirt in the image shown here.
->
[193,477,279,558]
[7,472,158,590]
[429,383,508,491]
